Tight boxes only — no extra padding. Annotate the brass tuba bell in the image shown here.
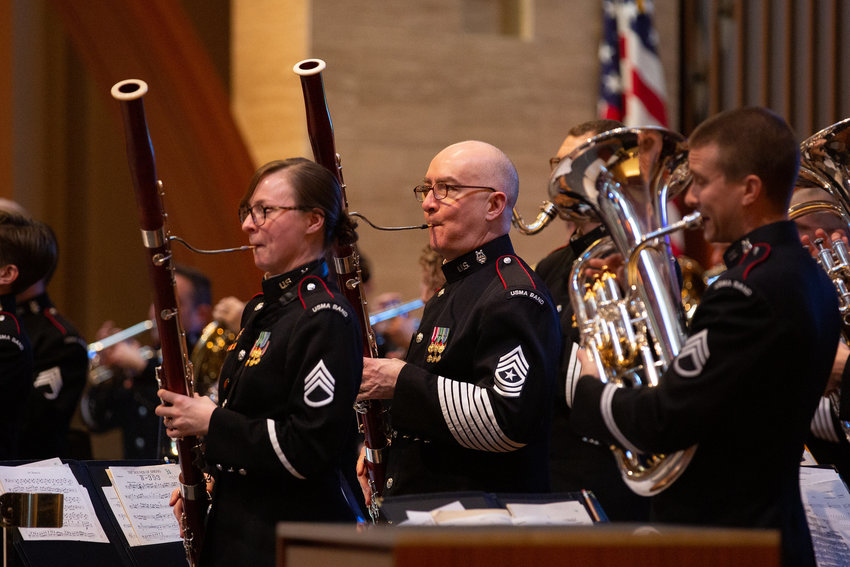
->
[190,321,237,404]
[556,127,700,496]
[789,117,850,441]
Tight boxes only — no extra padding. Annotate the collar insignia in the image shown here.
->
[475,249,487,264]
[426,326,450,363]
[245,331,271,367]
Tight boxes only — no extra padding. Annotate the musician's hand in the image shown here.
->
[156,390,216,437]
[585,253,625,283]
[168,488,184,538]
[801,228,849,258]
[826,342,850,397]
[355,445,371,509]
[576,347,600,379]
[212,296,246,333]
[359,357,405,400]
[94,321,148,375]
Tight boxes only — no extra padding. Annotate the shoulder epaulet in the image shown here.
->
[297,276,352,321]
[497,255,549,306]
[735,242,771,280]
[495,255,536,290]
[0,311,21,335]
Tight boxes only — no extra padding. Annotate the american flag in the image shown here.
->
[598,0,669,127]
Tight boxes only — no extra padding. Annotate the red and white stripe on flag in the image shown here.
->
[598,0,669,128]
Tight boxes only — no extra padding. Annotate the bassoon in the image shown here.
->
[293,59,389,521]
[111,79,207,565]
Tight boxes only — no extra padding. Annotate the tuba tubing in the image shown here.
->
[563,127,699,496]
[793,117,850,436]
[511,201,559,235]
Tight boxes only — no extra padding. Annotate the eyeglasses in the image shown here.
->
[413,182,496,203]
[549,156,562,171]
[238,204,308,226]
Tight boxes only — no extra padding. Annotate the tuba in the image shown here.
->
[789,117,850,438]
[555,127,700,496]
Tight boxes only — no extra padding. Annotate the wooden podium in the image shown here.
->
[276,523,780,567]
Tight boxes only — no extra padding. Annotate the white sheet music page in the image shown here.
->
[800,465,850,567]
[0,464,108,543]
[107,463,182,545]
[506,501,594,525]
[102,486,142,546]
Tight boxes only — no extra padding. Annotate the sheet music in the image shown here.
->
[506,501,594,525]
[0,464,108,543]
[107,464,182,545]
[401,500,465,526]
[102,486,142,546]
[800,466,850,567]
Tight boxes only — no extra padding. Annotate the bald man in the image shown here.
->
[358,140,560,500]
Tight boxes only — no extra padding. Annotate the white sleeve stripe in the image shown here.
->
[600,383,641,454]
[266,419,305,479]
[564,342,580,408]
[452,381,485,451]
[440,379,482,451]
[811,398,840,443]
[478,388,524,451]
[438,376,525,452]
[468,386,511,452]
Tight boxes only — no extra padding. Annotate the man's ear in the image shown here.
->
[740,174,762,206]
[0,264,18,286]
[485,192,508,221]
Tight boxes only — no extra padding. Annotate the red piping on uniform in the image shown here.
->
[298,276,334,309]
[44,310,67,335]
[737,243,771,280]
[496,255,536,289]
[1,311,20,334]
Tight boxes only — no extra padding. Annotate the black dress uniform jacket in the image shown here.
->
[386,234,560,496]
[535,227,650,521]
[17,292,88,459]
[0,294,33,459]
[201,259,362,567]
[569,221,841,567]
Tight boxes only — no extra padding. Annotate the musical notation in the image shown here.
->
[0,462,108,543]
[107,464,182,546]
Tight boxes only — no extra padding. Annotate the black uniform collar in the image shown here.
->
[261,258,328,302]
[442,234,515,284]
[15,291,53,316]
[0,293,16,313]
[723,220,798,267]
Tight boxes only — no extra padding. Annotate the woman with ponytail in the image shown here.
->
[158,158,363,567]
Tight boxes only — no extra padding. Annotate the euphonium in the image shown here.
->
[555,127,700,496]
[792,117,850,331]
[790,117,850,439]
